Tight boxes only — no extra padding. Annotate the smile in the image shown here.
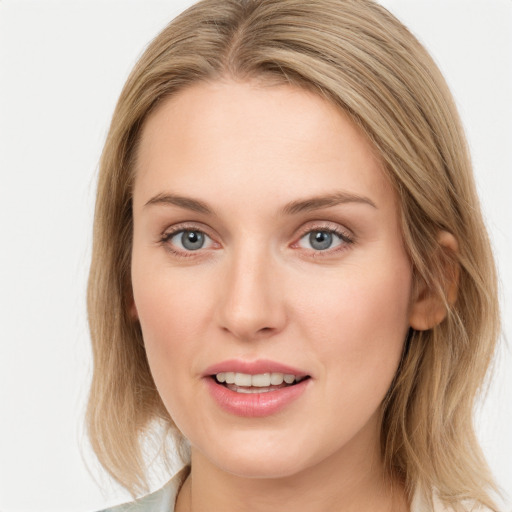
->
[204,361,311,417]
[215,372,306,393]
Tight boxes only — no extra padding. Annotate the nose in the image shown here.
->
[215,245,287,341]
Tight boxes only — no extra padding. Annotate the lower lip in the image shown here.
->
[204,377,310,417]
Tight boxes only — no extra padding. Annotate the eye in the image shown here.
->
[167,229,213,251]
[297,229,350,251]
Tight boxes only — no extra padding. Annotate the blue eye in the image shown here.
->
[168,230,212,251]
[298,229,346,251]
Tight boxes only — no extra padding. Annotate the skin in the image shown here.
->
[130,79,443,512]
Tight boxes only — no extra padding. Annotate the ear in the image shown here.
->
[128,293,139,321]
[409,231,459,331]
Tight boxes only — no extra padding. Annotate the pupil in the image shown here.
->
[182,231,204,250]
[310,231,332,250]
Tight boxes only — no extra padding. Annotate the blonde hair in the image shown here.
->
[87,0,500,508]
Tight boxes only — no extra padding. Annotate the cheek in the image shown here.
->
[136,279,209,347]
[131,260,213,396]
[296,259,412,398]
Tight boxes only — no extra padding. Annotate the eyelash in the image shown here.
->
[158,222,355,259]
[293,223,354,257]
[158,223,216,259]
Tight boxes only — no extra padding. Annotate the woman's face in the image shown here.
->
[131,80,414,478]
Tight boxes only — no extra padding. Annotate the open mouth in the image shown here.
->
[211,372,310,394]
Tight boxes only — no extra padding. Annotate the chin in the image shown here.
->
[218,455,306,480]
[194,431,317,480]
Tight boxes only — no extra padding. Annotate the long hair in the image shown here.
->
[86,1,500,508]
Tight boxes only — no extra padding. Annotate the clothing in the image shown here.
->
[98,466,491,512]
[99,467,189,512]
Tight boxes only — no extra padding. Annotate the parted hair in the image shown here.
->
[86,0,500,509]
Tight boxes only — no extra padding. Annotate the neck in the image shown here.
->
[175,418,408,512]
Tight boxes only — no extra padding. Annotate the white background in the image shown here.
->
[0,1,511,511]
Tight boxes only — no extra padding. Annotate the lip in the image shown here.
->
[205,376,310,417]
[202,358,310,378]
[203,359,311,417]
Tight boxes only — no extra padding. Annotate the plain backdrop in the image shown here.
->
[0,1,511,511]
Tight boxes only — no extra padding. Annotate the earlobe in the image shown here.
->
[409,231,459,331]
[128,295,139,321]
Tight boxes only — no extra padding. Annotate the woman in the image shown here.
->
[87,0,501,510]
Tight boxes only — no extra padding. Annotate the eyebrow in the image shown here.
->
[143,190,377,216]
[281,192,377,215]
[144,193,214,215]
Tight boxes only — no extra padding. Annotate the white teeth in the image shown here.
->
[235,373,252,386]
[270,372,284,385]
[234,387,273,393]
[215,372,299,387]
[251,373,271,387]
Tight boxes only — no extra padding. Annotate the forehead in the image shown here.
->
[133,79,395,214]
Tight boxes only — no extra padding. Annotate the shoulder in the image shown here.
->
[412,488,495,512]
[97,466,189,512]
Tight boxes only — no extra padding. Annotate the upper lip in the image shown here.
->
[203,359,310,378]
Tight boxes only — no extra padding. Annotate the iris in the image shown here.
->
[309,231,333,250]
[181,230,205,250]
